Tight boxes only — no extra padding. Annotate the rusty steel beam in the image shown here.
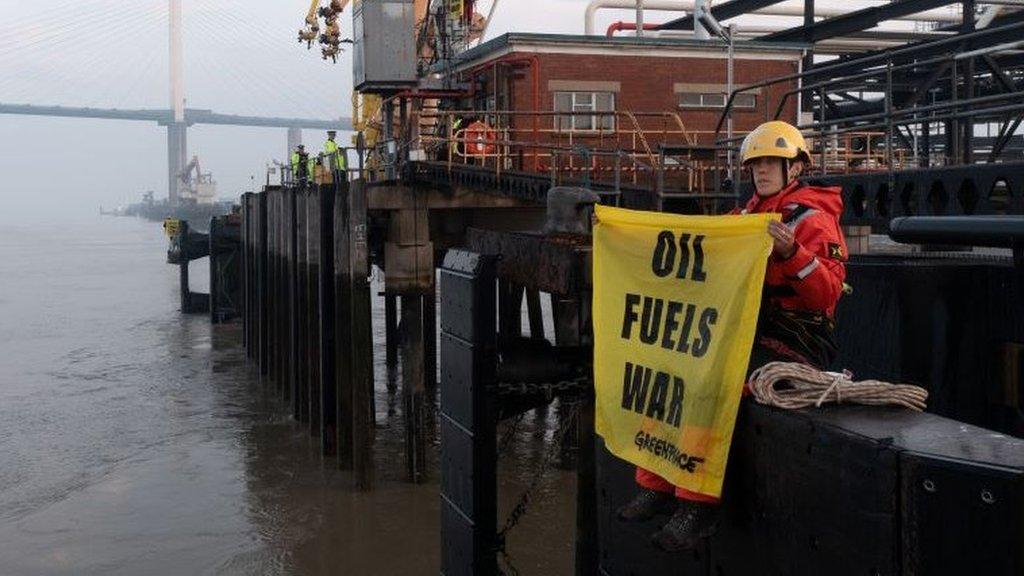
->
[464,228,590,296]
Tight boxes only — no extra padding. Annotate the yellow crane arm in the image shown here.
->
[298,0,321,47]
[305,0,321,28]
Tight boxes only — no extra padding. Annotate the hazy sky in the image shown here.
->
[0,0,942,220]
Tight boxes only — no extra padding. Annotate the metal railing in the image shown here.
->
[407,109,721,201]
[713,20,1024,180]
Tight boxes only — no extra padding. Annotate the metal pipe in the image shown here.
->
[726,24,735,183]
[584,0,970,34]
[889,216,1024,248]
[584,0,689,35]
[713,19,1024,134]
[694,0,711,39]
[606,21,662,36]
[636,0,644,37]
[977,4,1003,27]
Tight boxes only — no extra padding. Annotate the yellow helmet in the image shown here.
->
[740,121,812,166]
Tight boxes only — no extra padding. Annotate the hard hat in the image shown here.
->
[297,144,305,149]
[327,130,336,136]
[740,120,812,166]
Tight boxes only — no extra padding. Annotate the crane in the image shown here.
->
[297,0,351,62]
[178,155,217,205]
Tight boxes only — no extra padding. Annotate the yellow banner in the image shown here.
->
[593,205,776,498]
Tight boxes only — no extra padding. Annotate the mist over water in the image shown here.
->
[0,214,575,575]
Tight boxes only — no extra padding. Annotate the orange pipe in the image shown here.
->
[606,21,660,36]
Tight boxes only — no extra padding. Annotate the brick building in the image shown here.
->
[430,33,805,197]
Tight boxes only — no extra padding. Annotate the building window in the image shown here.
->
[554,91,615,131]
[679,91,756,109]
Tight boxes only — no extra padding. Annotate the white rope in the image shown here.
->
[748,361,929,411]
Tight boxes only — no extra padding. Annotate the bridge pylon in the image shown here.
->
[167,121,187,205]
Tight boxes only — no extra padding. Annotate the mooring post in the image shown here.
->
[385,293,399,392]
[318,185,337,456]
[401,293,428,483]
[349,179,375,490]
[439,249,498,576]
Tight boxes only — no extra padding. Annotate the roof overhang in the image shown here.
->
[450,33,807,73]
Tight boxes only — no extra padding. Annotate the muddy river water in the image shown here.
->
[0,215,576,575]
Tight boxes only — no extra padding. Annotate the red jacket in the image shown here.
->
[737,181,848,318]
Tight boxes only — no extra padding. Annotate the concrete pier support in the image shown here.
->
[167,122,187,205]
[287,126,302,161]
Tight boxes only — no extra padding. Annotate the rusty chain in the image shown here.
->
[495,396,585,576]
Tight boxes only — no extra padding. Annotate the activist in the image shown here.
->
[616,120,848,552]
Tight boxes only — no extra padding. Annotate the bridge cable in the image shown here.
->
[209,0,343,118]
[193,4,333,119]
[0,3,160,100]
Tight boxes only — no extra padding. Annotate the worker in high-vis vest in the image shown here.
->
[290,144,308,183]
[308,155,318,185]
[617,120,848,552]
[324,130,346,173]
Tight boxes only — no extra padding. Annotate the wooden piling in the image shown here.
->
[307,187,322,437]
[275,190,288,398]
[257,192,269,376]
[281,188,294,406]
[241,193,251,355]
[498,280,524,339]
[551,294,581,347]
[334,182,354,468]
[423,288,437,392]
[289,188,302,419]
[179,220,191,314]
[318,186,337,456]
[268,191,280,390]
[526,288,544,339]
[295,191,309,423]
[348,179,375,490]
[385,293,399,392]
[401,293,427,483]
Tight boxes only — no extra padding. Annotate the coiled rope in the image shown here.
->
[748,362,929,411]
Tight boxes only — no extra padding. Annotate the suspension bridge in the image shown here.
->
[0,0,352,204]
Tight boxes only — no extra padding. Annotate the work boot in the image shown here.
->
[616,489,677,522]
[650,500,719,552]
